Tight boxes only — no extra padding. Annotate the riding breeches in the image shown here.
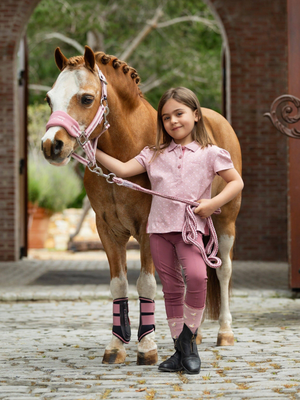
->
[149,232,207,320]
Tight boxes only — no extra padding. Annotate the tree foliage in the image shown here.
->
[27,0,223,111]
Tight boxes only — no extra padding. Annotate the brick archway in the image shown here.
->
[0,0,289,263]
[0,0,40,260]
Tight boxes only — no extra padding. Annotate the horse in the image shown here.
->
[41,46,242,365]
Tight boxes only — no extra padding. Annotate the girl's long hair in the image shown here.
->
[150,87,213,156]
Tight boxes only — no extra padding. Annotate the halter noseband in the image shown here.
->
[45,66,110,167]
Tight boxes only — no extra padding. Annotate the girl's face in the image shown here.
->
[161,99,199,146]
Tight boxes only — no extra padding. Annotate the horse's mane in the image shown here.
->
[67,52,143,97]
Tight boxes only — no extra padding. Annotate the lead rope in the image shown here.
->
[88,165,222,269]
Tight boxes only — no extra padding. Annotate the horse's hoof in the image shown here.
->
[137,349,158,365]
[217,332,234,346]
[196,332,202,345]
[102,348,126,364]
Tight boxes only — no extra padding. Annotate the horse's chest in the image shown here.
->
[85,175,150,228]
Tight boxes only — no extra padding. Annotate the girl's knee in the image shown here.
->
[185,270,207,289]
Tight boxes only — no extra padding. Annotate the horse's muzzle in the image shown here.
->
[41,136,72,165]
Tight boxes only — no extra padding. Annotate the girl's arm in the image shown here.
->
[95,149,146,178]
[194,168,244,218]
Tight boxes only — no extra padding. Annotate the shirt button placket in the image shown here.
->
[178,147,183,171]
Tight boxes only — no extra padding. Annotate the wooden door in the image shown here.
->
[18,37,28,258]
[287,0,300,288]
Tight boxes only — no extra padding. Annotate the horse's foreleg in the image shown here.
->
[102,335,127,364]
[136,279,157,365]
[216,234,235,346]
[96,222,130,364]
[102,268,131,364]
[136,235,158,365]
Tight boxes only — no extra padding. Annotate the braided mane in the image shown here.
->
[67,52,143,97]
[67,55,84,66]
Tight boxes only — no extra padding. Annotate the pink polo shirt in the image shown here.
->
[135,140,234,234]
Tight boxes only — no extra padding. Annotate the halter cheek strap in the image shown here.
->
[45,66,110,166]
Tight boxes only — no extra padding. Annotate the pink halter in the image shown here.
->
[45,66,110,166]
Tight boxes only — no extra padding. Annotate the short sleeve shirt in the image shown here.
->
[135,140,234,234]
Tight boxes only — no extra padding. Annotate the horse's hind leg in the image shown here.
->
[216,230,235,346]
[136,233,158,365]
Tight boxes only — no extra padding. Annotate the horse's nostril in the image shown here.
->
[54,139,64,155]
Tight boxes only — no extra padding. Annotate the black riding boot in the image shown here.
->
[175,324,201,374]
[158,339,183,372]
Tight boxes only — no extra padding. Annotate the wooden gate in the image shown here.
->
[17,36,28,258]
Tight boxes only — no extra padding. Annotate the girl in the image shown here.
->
[96,87,243,375]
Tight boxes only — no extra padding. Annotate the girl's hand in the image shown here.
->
[194,168,244,219]
[194,199,216,219]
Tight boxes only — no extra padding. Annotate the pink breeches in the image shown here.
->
[149,232,207,320]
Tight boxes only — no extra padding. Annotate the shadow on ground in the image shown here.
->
[31,260,290,291]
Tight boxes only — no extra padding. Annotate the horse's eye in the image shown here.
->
[81,95,94,105]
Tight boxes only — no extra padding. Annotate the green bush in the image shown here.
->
[28,151,83,212]
[28,104,84,212]
[28,103,50,151]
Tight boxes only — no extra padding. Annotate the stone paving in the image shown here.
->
[0,250,299,399]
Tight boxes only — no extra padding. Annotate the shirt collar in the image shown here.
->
[168,140,199,152]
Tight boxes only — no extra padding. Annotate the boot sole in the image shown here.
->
[182,364,201,375]
[158,366,183,372]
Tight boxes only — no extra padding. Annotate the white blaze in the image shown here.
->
[41,69,87,143]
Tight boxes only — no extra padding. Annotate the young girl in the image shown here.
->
[96,87,243,375]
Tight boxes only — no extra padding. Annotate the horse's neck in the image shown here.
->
[99,119,135,162]
[97,64,156,160]
[98,90,149,162]
[101,63,141,110]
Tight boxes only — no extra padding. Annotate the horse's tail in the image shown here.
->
[206,267,230,320]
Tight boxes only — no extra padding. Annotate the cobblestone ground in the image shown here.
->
[0,252,299,399]
[1,296,300,400]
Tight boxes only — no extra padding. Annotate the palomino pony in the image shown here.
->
[41,46,242,365]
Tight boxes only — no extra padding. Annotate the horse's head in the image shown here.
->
[41,46,104,166]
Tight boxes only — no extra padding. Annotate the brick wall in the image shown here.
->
[0,0,40,260]
[0,0,289,261]
[210,0,288,260]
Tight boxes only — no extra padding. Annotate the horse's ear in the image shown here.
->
[84,46,96,71]
[55,47,68,71]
